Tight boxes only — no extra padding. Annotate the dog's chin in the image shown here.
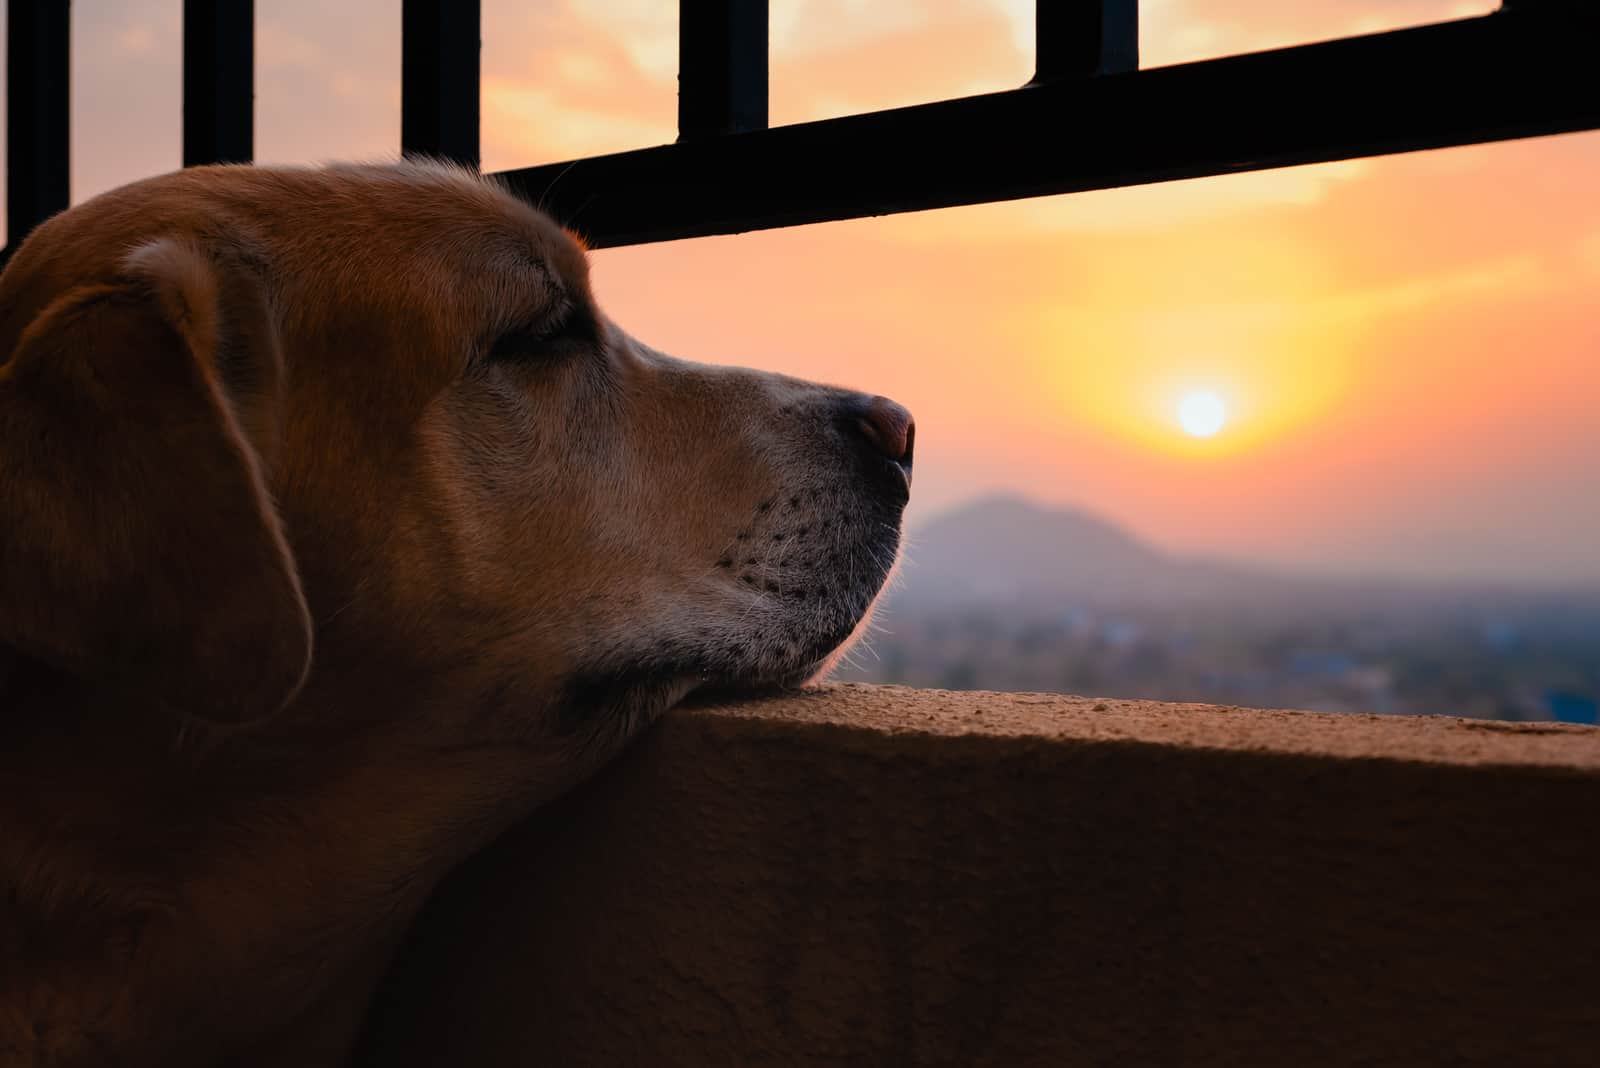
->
[563,605,876,743]
[678,594,888,709]
[561,513,899,743]
[686,661,828,705]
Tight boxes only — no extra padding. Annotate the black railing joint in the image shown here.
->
[679,0,769,140]
[1031,0,1139,82]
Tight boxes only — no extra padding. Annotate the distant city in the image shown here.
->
[837,496,1600,723]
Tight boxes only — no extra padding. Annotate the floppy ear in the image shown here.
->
[0,239,312,724]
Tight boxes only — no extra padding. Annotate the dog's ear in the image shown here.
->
[0,239,312,724]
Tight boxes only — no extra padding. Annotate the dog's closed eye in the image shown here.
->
[487,303,598,363]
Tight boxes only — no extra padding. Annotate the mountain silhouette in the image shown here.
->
[891,494,1256,606]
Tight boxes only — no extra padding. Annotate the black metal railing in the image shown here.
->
[4,0,1599,260]
[182,0,255,168]
[6,1,71,250]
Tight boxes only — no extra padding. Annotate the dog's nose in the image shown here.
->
[852,395,915,470]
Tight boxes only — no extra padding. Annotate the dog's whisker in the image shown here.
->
[317,593,362,627]
[531,158,582,214]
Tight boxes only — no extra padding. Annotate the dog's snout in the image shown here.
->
[851,395,916,470]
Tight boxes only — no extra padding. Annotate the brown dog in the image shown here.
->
[0,162,912,1067]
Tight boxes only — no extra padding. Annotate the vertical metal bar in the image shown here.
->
[1033,0,1138,82]
[7,0,71,246]
[679,0,768,140]
[183,0,255,166]
[402,0,481,167]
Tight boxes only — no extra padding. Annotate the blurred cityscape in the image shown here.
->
[837,496,1600,723]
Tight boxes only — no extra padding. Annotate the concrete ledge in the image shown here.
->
[360,685,1600,1066]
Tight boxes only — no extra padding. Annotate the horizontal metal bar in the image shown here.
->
[679,0,769,139]
[183,0,255,166]
[497,10,1600,249]
[402,0,481,167]
[1033,0,1138,81]
[7,1,71,249]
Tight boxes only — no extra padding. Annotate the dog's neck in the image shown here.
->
[0,661,601,1066]
[0,645,35,706]
[0,647,15,705]
[0,648,81,741]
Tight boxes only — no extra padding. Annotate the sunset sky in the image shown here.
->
[2,0,1596,587]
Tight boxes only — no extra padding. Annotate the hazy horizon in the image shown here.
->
[908,491,1600,595]
[3,0,1596,588]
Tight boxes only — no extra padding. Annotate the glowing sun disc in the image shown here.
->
[1177,391,1227,437]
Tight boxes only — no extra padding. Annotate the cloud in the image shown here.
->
[870,159,1375,244]
[481,0,675,168]
[563,0,678,81]
[1580,229,1600,277]
[1319,254,1547,324]
[1141,0,1497,68]
[115,25,159,56]
[771,0,1030,124]
[252,3,401,166]
[483,78,672,167]
[257,22,333,71]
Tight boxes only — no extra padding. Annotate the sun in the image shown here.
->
[1177,390,1227,438]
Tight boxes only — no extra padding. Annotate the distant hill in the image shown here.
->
[890,495,1262,607]
[845,495,1600,718]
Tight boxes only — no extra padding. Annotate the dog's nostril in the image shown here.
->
[852,395,916,468]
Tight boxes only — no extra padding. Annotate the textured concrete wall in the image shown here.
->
[360,685,1600,1066]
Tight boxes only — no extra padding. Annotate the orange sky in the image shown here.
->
[2,0,1596,587]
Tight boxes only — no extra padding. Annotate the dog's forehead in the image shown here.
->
[430,171,588,288]
[186,163,597,359]
[0,163,593,376]
[334,164,594,328]
[470,206,593,320]
[304,162,588,287]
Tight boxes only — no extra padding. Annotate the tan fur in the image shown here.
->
[0,162,910,1066]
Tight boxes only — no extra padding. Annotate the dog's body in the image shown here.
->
[0,163,911,1066]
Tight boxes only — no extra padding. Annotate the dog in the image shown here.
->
[0,161,912,1067]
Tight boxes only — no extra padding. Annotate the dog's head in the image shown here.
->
[0,162,910,761]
